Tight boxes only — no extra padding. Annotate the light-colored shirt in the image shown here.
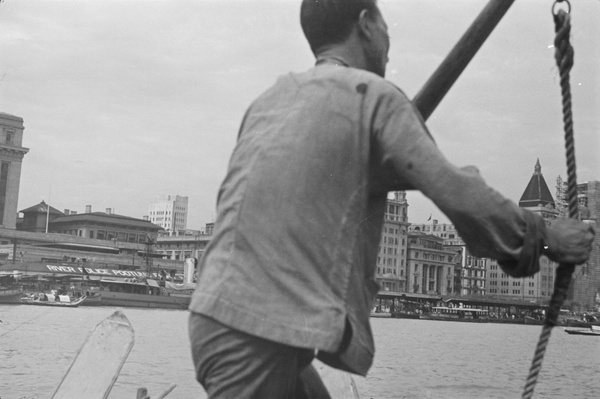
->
[189,60,546,376]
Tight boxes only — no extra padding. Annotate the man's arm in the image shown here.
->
[373,91,594,276]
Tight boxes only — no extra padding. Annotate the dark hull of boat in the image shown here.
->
[565,329,600,336]
[0,289,23,304]
[391,312,421,319]
[21,297,86,307]
[79,291,190,310]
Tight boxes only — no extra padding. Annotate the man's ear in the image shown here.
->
[356,9,373,40]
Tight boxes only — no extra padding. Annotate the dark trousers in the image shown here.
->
[189,312,331,399]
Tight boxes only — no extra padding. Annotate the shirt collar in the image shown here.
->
[315,56,349,67]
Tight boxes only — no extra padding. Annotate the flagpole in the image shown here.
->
[45,186,51,233]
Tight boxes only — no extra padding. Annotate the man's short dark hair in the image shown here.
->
[300,0,379,54]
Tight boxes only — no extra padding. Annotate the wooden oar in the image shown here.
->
[314,360,360,399]
[136,384,177,399]
[413,0,515,121]
[52,310,135,399]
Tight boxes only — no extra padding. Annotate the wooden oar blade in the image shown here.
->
[314,360,360,399]
[52,310,135,399]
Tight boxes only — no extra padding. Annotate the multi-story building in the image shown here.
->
[0,112,29,229]
[487,159,559,302]
[154,222,215,261]
[569,181,600,311]
[406,233,456,295]
[409,221,485,296]
[375,191,410,291]
[147,194,188,234]
[442,244,487,296]
[408,219,462,245]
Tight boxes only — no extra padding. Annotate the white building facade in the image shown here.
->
[147,195,189,234]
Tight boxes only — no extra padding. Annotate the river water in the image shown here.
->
[1,306,598,398]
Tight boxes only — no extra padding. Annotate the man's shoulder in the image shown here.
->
[293,66,410,100]
[332,67,410,102]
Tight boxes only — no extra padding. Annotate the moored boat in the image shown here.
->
[564,325,600,336]
[21,293,86,307]
[0,286,24,304]
[79,279,191,310]
[422,306,489,322]
[0,274,24,304]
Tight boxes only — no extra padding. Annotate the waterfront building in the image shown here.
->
[569,181,600,311]
[442,244,488,296]
[405,233,456,295]
[147,194,188,234]
[408,219,462,245]
[17,201,63,233]
[0,228,184,275]
[486,160,559,302]
[408,221,486,296]
[375,192,410,291]
[17,202,161,243]
[154,223,214,261]
[0,113,29,229]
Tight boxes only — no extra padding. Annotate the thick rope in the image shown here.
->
[522,4,576,398]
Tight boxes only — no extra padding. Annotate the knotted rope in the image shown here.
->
[522,2,577,398]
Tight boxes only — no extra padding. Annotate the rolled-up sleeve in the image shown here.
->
[371,87,546,277]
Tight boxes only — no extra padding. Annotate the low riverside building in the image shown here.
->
[1,204,182,279]
[0,228,185,281]
[17,202,161,243]
[154,226,214,261]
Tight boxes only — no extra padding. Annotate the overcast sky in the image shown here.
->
[1,0,598,230]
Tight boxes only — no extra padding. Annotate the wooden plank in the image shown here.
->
[413,0,515,121]
[314,360,360,399]
[52,310,135,399]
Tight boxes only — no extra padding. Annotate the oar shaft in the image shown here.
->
[413,0,515,121]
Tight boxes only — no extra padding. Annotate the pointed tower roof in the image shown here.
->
[519,159,555,208]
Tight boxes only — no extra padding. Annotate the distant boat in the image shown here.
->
[370,312,392,318]
[0,286,23,304]
[564,325,600,336]
[78,279,191,310]
[423,306,489,322]
[21,294,86,307]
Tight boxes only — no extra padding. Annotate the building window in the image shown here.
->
[4,129,14,144]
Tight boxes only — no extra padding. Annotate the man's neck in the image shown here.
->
[314,42,368,71]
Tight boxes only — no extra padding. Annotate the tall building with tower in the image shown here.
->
[147,194,189,234]
[0,112,29,229]
[374,191,410,292]
[486,159,560,302]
